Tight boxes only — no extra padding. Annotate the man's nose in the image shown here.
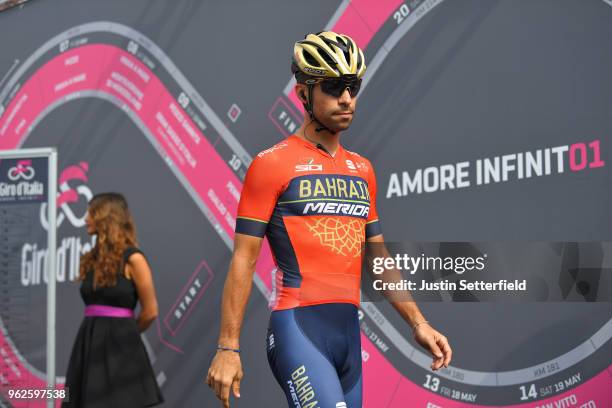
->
[339,87,352,104]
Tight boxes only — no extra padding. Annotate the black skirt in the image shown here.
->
[62,317,163,407]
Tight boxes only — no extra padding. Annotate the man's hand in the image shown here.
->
[413,324,452,371]
[206,350,243,408]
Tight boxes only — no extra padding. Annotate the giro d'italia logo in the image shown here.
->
[7,160,36,181]
[0,159,45,203]
[40,161,92,230]
[20,161,96,287]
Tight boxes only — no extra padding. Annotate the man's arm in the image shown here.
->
[207,233,264,408]
[217,233,263,349]
[366,234,452,370]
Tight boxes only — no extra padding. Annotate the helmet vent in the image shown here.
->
[304,50,320,67]
[316,48,336,67]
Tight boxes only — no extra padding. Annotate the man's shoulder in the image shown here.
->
[344,147,368,161]
[255,139,292,160]
[248,138,298,176]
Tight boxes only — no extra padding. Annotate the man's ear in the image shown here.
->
[295,85,308,103]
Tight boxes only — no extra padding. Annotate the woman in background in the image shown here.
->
[63,192,164,407]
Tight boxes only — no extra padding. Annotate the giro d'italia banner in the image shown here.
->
[0,155,55,408]
[1,0,611,407]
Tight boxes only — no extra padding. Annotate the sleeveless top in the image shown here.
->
[80,247,143,309]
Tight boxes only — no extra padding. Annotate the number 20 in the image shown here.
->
[394,4,411,25]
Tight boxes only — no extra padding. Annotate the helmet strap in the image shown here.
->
[305,83,333,134]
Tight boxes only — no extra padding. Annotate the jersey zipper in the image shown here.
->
[315,143,337,169]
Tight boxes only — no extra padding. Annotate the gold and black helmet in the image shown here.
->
[292,31,366,80]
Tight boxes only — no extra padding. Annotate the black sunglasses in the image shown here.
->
[306,76,362,98]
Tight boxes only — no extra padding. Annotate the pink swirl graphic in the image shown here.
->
[1,11,610,404]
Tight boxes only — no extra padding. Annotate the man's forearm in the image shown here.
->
[365,239,427,328]
[377,267,427,327]
[217,254,256,348]
[389,299,426,328]
[374,264,427,327]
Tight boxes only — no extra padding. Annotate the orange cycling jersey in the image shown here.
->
[235,134,382,310]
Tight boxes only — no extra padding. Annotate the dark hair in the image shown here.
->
[79,192,138,288]
[291,61,314,84]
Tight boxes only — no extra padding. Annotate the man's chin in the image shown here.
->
[323,125,350,134]
[327,118,352,133]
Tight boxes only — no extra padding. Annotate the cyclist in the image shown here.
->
[207,31,452,408]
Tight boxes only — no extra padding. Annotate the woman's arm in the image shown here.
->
[128,253,159,332]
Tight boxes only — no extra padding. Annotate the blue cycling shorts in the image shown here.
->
[266,303,362,408]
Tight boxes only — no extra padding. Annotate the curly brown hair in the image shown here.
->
[79,193,138,288]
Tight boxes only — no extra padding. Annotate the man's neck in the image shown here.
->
[295,123,340,157]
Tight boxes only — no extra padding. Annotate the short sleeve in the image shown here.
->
[235,155,285,237]
[365,160,382,238]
